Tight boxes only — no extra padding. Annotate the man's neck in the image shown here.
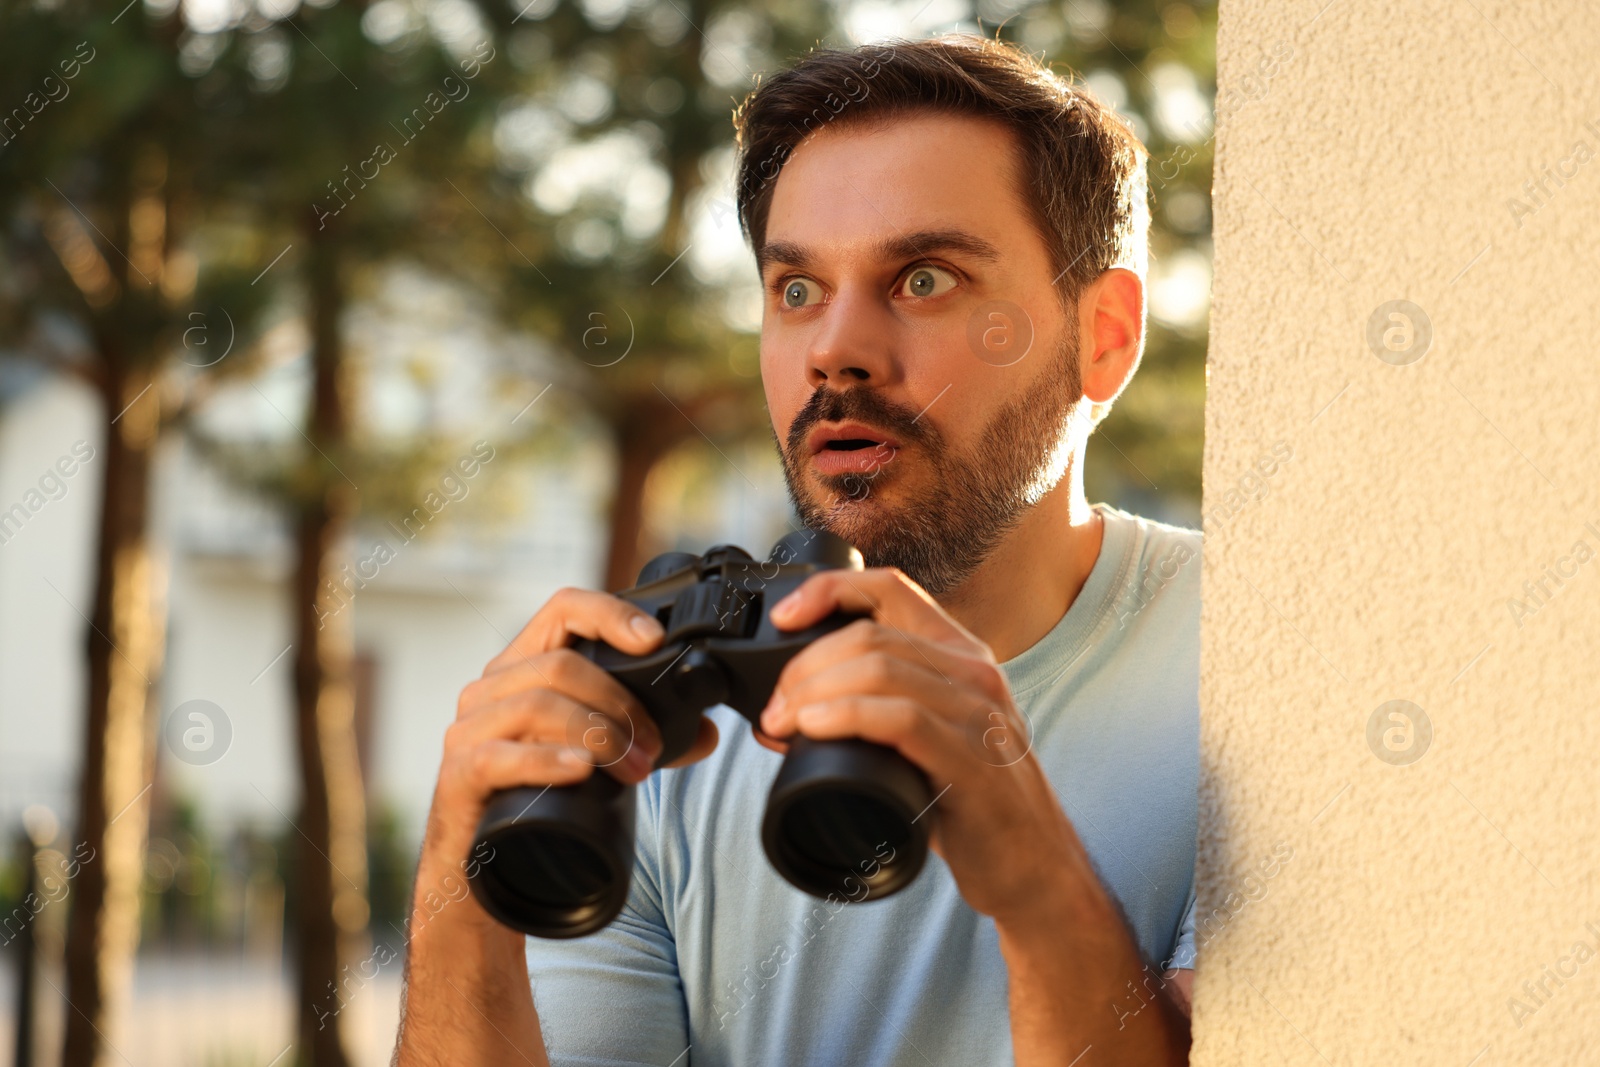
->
[936,474,1105,664]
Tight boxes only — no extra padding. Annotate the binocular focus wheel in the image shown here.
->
[770,528,863,570]
[636,551,701,587]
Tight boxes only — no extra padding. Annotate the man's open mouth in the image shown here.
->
[806,422,901,456]
[805,422,901,478]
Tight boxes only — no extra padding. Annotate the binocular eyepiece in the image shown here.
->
[468,529,935,938]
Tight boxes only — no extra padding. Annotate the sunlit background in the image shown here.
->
[0,0,1212,1063]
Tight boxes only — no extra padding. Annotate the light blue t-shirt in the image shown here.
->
[526,504,1200,1066]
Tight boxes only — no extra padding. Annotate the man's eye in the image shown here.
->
[780,277,821,308]
[898,265,958,299]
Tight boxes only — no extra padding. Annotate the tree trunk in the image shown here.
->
[601,393,704,593]
[290,232,368,1067]
[14,829,41,1067]
[598,386,760,591]
[61,365,166,1067]
[603,420,659,593]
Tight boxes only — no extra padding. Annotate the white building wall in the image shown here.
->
[0,373,102,822]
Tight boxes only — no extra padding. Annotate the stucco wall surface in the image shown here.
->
[1196,2,1600,1062]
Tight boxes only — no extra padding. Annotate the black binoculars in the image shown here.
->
[468,529,935,938]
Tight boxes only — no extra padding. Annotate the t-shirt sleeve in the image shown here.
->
[1164,885,1197,971]
[524,778,689,1066]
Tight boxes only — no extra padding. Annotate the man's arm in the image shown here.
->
[1168,968,1195,1015]
[757,568,1191,1066]
[996,864,1190,1065]
[394,824,551,1066]
[394,587,713,1065]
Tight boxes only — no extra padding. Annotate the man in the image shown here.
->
[396,33,1198,1066]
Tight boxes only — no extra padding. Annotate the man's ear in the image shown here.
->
[1077,267,1146,408]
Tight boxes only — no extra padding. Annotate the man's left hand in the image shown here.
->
[757,566,1095,922]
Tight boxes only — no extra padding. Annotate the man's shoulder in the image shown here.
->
[1100,504,1201,634]
[1105,504,1202,562]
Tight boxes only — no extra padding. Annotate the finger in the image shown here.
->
[451,692,653,780]
[751,725,789,755]
[761,646,962,738]
[660,716,720,769]
[447,739,596,795]
[787,695,967,785]
[767,568,981,652]
[461,650,664,759]
[488,587,665,672]
[762,621,995,736]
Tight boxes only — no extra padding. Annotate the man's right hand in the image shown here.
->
[394,587,719,1066]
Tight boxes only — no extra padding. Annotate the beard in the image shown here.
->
[775,331,1083,596]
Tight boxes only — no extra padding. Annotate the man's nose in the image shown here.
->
[803,288,899,388]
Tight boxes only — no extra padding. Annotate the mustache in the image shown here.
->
[784,387,938,457]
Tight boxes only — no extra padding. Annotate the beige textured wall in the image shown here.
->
[1196,2,1600,1062]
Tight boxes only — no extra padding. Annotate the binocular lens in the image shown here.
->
[762,737,931,901]
[472,779,636,939]
[771,790,915,888]
[485,827,612,909]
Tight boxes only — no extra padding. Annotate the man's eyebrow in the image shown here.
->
[757,229,1004,278]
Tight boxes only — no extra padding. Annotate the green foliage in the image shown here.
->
[132,793,411,953]
[365,798,413,946]
[0,831,29,929]
[142,794,221,947]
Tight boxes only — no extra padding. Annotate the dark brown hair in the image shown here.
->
[731,33,1150,303]
[732,34,1152,300]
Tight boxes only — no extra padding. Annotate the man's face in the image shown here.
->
[759,112,1084,596]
